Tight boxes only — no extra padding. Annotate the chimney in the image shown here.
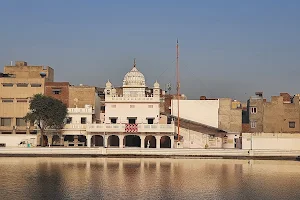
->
[255,92,263,97]
[200,96,206,100]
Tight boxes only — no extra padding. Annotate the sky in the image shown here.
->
[0,0,299,101]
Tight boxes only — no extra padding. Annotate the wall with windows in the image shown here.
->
[105,102,160,124]
[66,106,93,125]
[248,93,300,133]
[0,62,53,134]
[45,82,70,107]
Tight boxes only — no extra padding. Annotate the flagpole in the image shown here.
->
[176,39,180,142]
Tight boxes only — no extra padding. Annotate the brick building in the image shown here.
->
[45,82,70,107]
[246,92,300,133]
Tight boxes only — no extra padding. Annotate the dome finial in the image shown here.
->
[133,58,136,68]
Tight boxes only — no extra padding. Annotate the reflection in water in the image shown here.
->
[0,158,300,200]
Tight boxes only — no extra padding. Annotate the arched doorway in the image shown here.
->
[144,135,156,148]
[125,135,141,147]
[161,136,171,148]
[52,135,61,146]
[108,135,119,147]
[78,135,87,146]
[91,135,104,147]
[64,135,74,146]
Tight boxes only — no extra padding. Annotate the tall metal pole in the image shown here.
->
[176,39,180,142]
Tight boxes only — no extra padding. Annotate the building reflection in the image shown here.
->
[1,158,300,199]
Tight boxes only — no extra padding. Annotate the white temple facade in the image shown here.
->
[86,60,175,148]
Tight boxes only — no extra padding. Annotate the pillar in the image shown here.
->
[119,135,124,148]
[60,136,64,146]
[104,135,108,148]
[140,135,145,148]
[48,135,53,146]
[156,135,161,149]
[86,135,92,148]
[170,136,174,149]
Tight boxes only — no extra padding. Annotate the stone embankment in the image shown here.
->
[0,148,300,160]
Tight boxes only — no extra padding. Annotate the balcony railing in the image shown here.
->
[86,123,174,133]
[63,124,87,130]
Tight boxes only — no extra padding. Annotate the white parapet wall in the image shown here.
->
[171,99,219,128]
[242,133,300,150]
[0,135,37,147]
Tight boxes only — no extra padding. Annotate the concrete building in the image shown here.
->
[246,92,300,133]
[0,61,54,146]
[171,97,242,148]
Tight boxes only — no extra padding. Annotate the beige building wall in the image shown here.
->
[69,85,100,123]
[0,61,54,134]
[218,98,242,133]
[263,96,300,133]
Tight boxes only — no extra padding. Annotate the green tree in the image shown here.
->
[24,94,67,147]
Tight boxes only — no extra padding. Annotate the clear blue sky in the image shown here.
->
[0,0,299,101]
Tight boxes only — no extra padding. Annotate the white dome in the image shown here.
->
[106,80,112,88]
[154,80,160,88]
[123,60,146,87]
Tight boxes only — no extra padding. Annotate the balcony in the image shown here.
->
[63,124,87,130]
[86,123,174,133]
[68,108,93,114]
[105,96,160,102]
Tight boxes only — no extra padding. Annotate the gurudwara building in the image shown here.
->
[62,60,175,148]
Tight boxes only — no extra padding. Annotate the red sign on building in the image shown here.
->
[125,124,138,132]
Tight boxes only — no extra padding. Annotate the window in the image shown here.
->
[30,131,37,135]
[2,83,13,87]
[2,132,12,134]
[16,132,26,134]
[2,99,13,103]
[111,105,116,108]
[111,118,117,124]
[250,121,256,128]
[147,118,154,124]
[17,99,27,103]
[130,105,135,108]
[52,89,61,95]
[251,107,257,114]
[289,121,296,128]
[81,117,87,124]
[16,118,27,126]
[17,83,28,87]
[148,105,153,108]
[66,117,72,124]
[1,118,11,126]
[31,83,42,87]
[128,118,136,124]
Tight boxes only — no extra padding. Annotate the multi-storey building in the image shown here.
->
[46,60,174,148]
[247,92,300,133]
[0,61,54,146]
[86,60,175,148]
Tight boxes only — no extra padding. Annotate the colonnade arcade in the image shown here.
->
[39,133,174,148]
[87,134,174,148]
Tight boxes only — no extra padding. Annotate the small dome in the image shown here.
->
[123,59,146,87]
[106,80,112,88]
[154,80,160,88]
